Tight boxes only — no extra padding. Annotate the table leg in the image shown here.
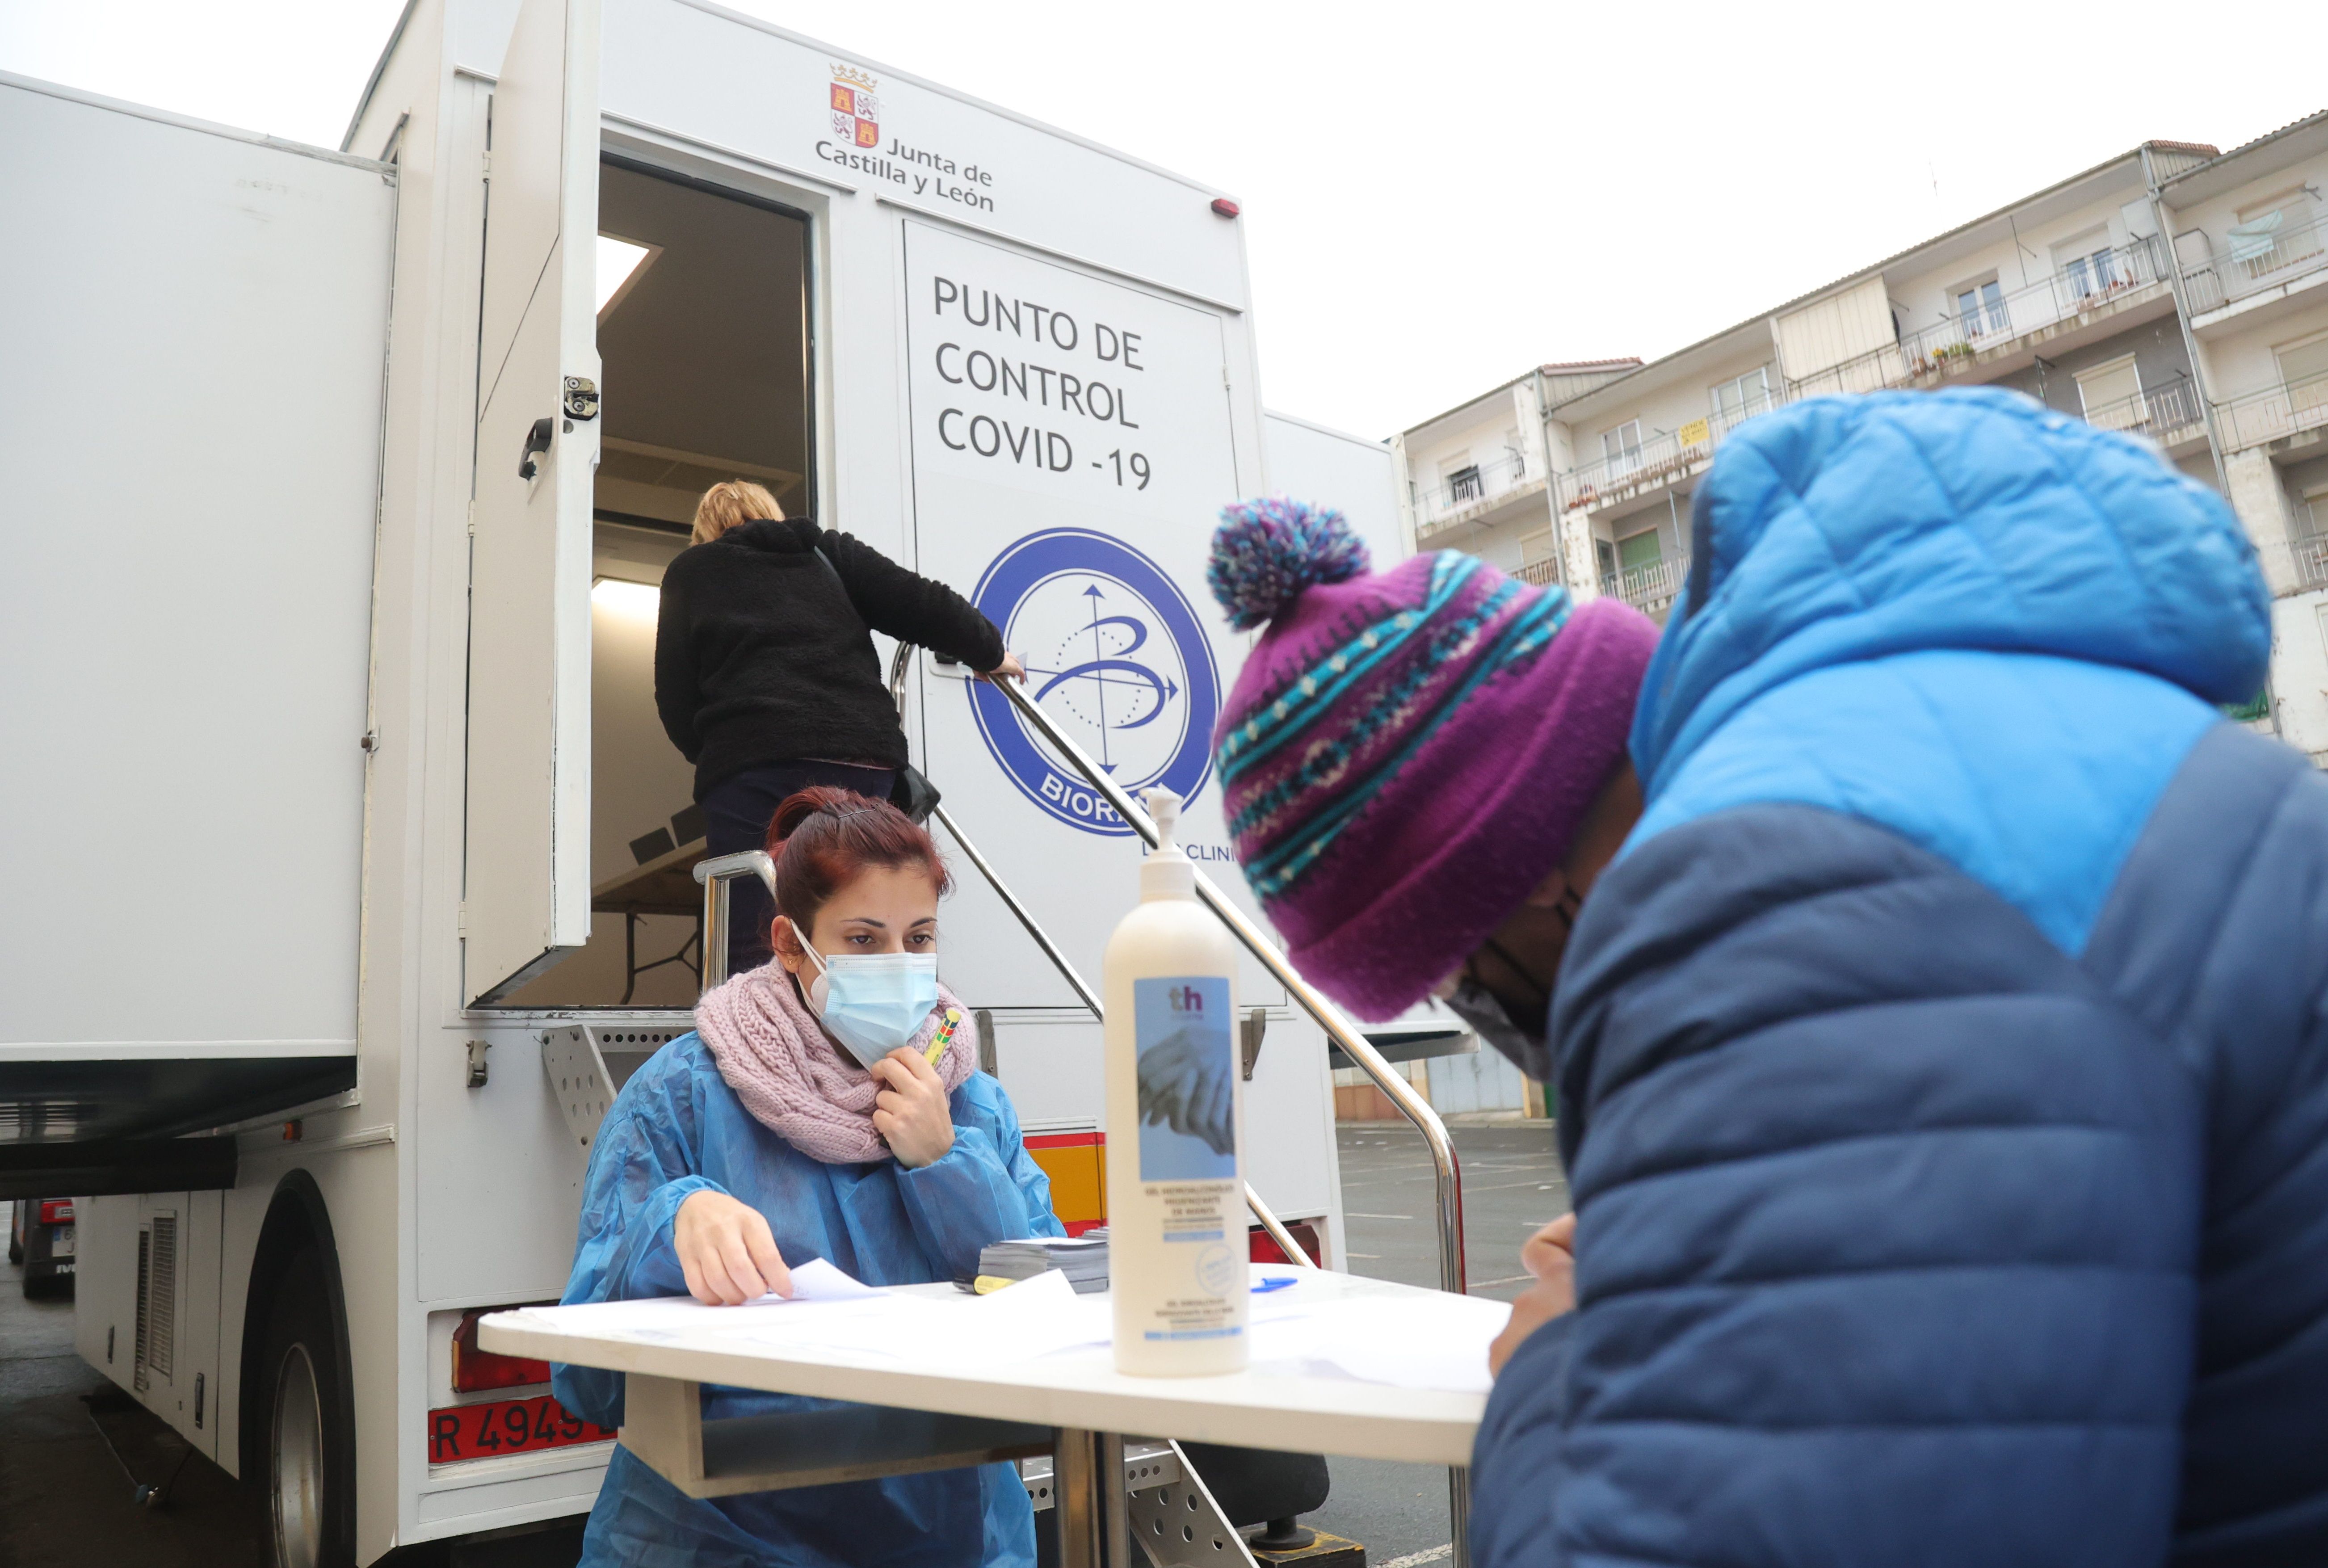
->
[1448,1467,1471,1567]
[1055,1428,1104,1568]
[1099,1432,1128,1563]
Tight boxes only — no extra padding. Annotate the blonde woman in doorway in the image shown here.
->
[654,481,1023,975]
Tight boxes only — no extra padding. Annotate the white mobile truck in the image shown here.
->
[0,2,1430,1563]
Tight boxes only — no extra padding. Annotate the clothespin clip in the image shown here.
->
[924,1007,963,1068]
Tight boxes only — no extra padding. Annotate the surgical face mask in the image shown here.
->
[797,937,940,1070]
[1440,938,1557,1084]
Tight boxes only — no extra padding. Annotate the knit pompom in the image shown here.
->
[1206,498,1371,631]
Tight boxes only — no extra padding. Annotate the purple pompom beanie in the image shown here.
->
[1206,498,1659,1022]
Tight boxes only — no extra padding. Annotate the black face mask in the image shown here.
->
[1443,936,1559,1083]
[1440,883,1576,1083]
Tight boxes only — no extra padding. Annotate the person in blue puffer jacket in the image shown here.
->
[1200,390,2328,1566]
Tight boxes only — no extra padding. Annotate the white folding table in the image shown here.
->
[481,1269,1492,1568]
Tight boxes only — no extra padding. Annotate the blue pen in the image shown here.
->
[1252,1276,1297,1295]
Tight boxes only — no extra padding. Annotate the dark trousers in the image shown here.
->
[701,761,895,978]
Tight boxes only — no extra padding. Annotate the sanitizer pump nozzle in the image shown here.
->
[1139,787,1195,899]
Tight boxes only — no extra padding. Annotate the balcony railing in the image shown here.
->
[1512,556,1561,587]
[2080,374,2205,444]
[1413,450,1532,531]
[1789,235,2170,399]
[1557,395,1774,513]
[2180,206,2328,315]
[2214,368,2328,452]
[1600,552,1692,618]
[2293,531,2328,593]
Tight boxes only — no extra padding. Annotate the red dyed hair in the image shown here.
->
[766,788,952,932]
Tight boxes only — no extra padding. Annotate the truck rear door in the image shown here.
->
[0,74,394,1149]
[462,0,604,1004]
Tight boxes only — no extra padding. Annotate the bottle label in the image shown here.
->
[1132,975,1235,1181]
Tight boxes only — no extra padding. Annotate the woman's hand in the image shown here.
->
[1488,1213,1576,1376]
[673,1191,791,1305]
[977,652,1026,684]
[870,1047,957,1168]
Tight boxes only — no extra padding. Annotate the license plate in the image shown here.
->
[428,1396,615,1464]
[51,1227,73,1257]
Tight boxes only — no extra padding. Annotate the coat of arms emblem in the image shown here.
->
[830,65,880,150]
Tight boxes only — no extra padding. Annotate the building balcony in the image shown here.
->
[1600,552,1692,622]
[2214,368,2328,454]
[1789,235,2173,399]
[2081,372,2208,452]
[1512,556,1561,588]
[1556,396,1774,517]
[2294,531,2328,594]
[1412,451,1545,541]
[2179,207,2328,322]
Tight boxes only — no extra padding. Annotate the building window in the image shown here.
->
[2075,355,2143,431]
[1601,420,1643,477]
[1710,368,1772,430]
[1956,279,2008,337]
[2052,227,2119,302]
[1616,527,1662,574]
[1594,537,1618,588]
[1447,464,1483,504]
[2276,331,2328,402]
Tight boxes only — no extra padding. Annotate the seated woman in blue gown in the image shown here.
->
[554,787,1064,1568]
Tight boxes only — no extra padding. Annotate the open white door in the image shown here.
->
[466,0,602,1003]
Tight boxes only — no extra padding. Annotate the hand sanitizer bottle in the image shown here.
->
[1105,787,1248,1375]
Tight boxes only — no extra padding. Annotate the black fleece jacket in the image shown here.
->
[653,517,1006,796]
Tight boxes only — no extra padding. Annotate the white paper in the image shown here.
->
[1246,1291,1507,1394]
[506,1259,884,1341]
[788,1257,883,1301]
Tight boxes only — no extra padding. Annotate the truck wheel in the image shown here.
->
[261,1249,354,1568]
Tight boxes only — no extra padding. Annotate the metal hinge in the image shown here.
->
[1240,1007,1268,1081]
[457,902,468,938]
[465,1039,492,1089]
[482,150,491,179]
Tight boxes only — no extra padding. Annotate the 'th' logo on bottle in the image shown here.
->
[1167,985,1205,1014]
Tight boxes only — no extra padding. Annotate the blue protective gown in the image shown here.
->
[552,1030,1065,1568]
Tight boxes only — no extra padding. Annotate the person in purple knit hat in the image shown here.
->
[1210,384,2328,1568]
[1204,496,1659,1034]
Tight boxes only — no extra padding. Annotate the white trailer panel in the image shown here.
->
[0,75,392,1131]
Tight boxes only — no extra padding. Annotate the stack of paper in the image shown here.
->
[977,1234,1109,1293]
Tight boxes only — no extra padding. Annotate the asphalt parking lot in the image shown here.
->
[0,1121,1563,1568]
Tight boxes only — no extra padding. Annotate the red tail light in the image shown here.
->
[1248,1219,1320,1268]
[38,1200,74,1225]
[452,1307,555,1393]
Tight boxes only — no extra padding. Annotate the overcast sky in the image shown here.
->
[6,2,2322,439]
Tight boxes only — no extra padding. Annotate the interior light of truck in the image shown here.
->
[590,577,660,619]
[451,1307,555,1393]
[38,1199,74,1225]
[595,235,656,318]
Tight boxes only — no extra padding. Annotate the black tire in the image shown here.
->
[259,1248,356,1568]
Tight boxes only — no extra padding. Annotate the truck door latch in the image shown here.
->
[563,376,600,421]
[518,416,554,479]
[465,1038,492,1089]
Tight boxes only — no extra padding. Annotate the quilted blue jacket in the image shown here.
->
[1472,389,2328,1566]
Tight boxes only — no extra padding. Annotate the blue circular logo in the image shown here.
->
[969,528,1222,837]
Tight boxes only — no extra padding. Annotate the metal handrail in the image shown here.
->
[694,850,777,991]
[882,647,1319,1271]
[986,673,1472,1558]
[987,676,1467,1293]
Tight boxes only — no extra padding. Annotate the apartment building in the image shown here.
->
[1400,110,2328,759]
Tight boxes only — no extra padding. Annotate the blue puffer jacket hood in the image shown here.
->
[1629,387,2269,800]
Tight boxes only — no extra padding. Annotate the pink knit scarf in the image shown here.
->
[693,961,976,1164]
